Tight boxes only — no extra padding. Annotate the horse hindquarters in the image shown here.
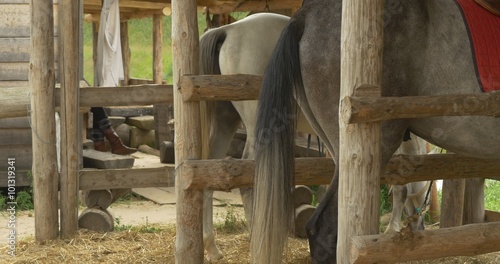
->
[199,27,241,261]
[251,17,304,264]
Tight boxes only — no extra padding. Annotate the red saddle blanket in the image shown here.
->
[456,0,500,92]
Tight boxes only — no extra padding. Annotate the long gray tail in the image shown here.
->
[251,16,305,264]
[198,28,228,157]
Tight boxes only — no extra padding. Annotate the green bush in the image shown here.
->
[16,191,34,211]
[0,194,6,210]
[485,179,500,211]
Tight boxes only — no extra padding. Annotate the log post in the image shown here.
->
[153,14,169,149]
[172,0,204,263]
[338,0,384,263]
[59,0,81,238]
[30,0,59,241]
[92,22,99,86]
[440,179,465,228]
[463,178,485,224]
[429,183,440,223]
[120,21,130,86]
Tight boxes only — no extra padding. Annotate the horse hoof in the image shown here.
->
[206,249,223,261]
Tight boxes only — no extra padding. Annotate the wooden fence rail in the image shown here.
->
[182,154,500,191]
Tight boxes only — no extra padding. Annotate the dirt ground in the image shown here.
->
[2,200,500,263]
[1,152,500,263]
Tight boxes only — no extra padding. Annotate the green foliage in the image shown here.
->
[380,184,392,215]
[16,191,34,210]
[309,185,320,206]
[485,179,500,211]
[0,194,6,210]
[214,205,247,234]
[114,217,133,231]
[83,14,209,85]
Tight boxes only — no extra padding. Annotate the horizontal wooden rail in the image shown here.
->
[0,169,31,187]
[341,91,500,124]
[182,157,334,190]
[79,165,174,190]
[181,74,261,101]
[183,155,500,191]
[351,221,500,263]
[77,84,173,107]
[384,154,500,185]
[0,85,172,118]
[485,210,500,222]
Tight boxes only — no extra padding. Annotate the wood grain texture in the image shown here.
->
[30,0,59,241]
[183,155,500,190]
[338,1,384,262]
[172,0,204,262]
[181,74,261,101]
[351,222,500,263]
[79,166,175,190]
[341,92,500,123]
[58,0,81,238]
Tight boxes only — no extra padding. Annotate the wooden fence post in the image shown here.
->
[30,0,59,241]
[440,179,465,228]
[59,0,81,238]
[338,0,384,262]
[153,14,170,147]
[172,0,204,263]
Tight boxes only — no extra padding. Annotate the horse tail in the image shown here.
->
[198,28,227,158]
[251,16,305,264]
[199,27,226,75]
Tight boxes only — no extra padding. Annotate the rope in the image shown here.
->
[403,180,434,226]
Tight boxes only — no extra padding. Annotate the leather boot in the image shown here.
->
[94,141,107,152]
[102,127,137,155]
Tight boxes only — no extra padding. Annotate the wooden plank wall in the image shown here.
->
[0,0,58,86]
[0,0,58,187]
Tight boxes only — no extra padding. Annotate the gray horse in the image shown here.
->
[251,0,500,263]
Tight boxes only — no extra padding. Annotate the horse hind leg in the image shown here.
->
[231,101,258,230]
[384,185,408,233]
[203,101,241,261]
[203,190,223,261]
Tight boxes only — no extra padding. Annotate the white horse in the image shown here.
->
[199,12,431,261]
[384,135,431,233]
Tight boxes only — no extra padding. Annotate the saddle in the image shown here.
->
[474,0,500,16]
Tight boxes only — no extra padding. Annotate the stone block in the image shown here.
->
[129,126,155,148]
[126,115,155,131]
[108,116,126,128]
[104,106,153,117]
[114,123,131,146]
[160,141,175,164]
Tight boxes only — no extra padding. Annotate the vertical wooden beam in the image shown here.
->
[153,15,163,84]
[463,178,485,224]
[120,21,131,86]
[92,22,99,86]
[30,0,59,241]
[59,0,81,238]
[153,14,169,148]
[172,0,204,263]
[338,0,384,263]
[440,179,465,228]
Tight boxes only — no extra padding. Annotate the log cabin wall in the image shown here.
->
[0,0,59,187]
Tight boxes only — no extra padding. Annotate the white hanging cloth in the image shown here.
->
[95,0,124,87]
